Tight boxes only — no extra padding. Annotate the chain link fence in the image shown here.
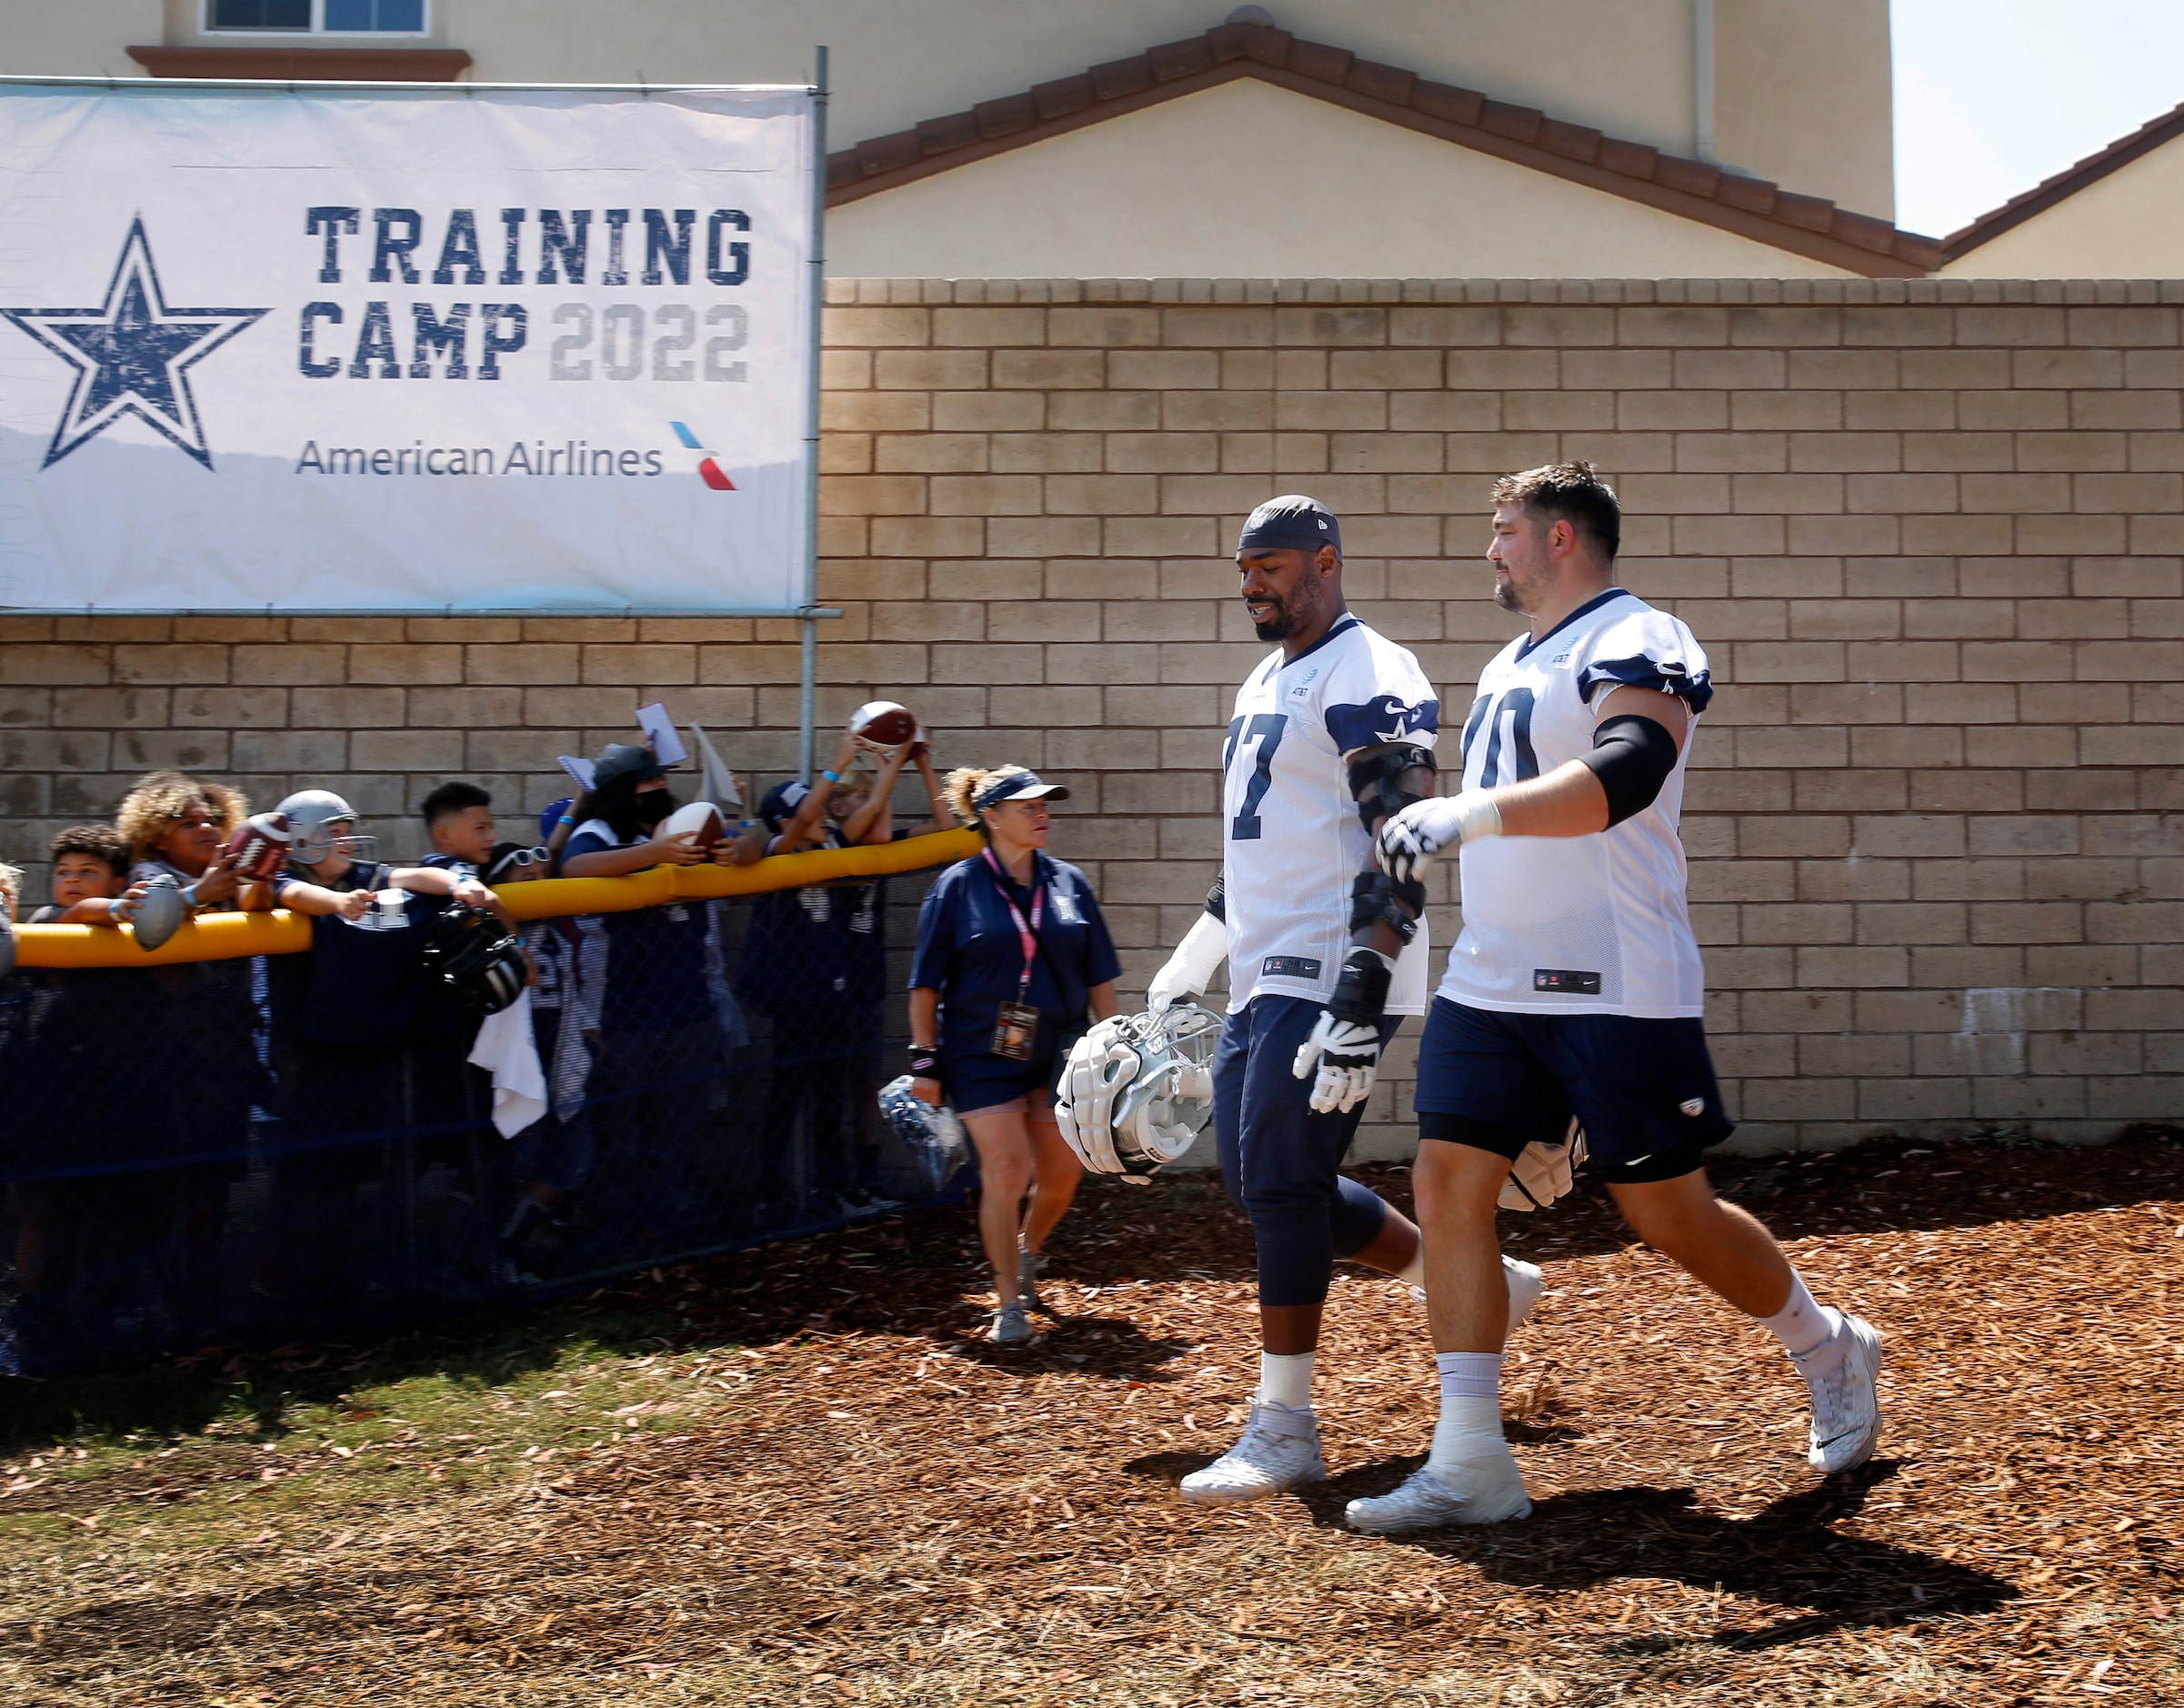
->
[0,860,962,1376]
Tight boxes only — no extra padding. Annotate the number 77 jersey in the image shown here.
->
[1220,615,1439,1016]
[1439,588,1714,1019]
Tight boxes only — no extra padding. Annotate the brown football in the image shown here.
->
[224,812,294,880]
[851,700,917,748]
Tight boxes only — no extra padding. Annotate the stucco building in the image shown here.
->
[17,1,1923,279]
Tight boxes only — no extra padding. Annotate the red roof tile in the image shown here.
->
[1942,97,2184,263]
[826,21,1941,277]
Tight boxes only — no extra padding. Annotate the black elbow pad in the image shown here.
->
[1580,713,1679,826]
[1204,871,1226,923]
[1350,869,1425,941]
[1347,744,1437,833]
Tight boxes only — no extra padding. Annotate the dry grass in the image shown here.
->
[4,1130,2183,1706]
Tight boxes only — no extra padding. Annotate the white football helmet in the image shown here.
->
[1056,1002,1221,1177]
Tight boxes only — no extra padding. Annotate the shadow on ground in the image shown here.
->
[6,1126,2178,1452]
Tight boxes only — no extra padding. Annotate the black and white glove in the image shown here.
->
[1376,792,1503,884]
[1291,946,1393,1115]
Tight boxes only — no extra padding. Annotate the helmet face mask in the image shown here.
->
[295,829,378,868]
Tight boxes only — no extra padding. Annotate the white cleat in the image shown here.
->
[1408,1256,1547,1333]
[1178,1402,1327,1504]
[1795,1312,1883,1474]
[1345,1448,1533,1534]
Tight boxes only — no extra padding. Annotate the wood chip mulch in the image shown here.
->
[8,1130,2184,1706]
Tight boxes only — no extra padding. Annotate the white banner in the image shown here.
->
[0,82,816,613]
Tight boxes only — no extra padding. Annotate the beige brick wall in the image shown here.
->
[5,275,2181,1157]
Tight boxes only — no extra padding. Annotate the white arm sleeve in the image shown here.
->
[1147,909,1226,1010]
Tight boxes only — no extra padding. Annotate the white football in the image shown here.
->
[663,799,726,851]
[850,699,917,750]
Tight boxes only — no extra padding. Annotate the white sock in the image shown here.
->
[1257,1350,1315,1414]
[1428,1351,1505,1472]
[1758,1270,1840,1362]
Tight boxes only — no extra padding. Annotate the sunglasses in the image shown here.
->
[486,846,554,881]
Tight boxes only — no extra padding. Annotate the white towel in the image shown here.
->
[468,988,548,1140]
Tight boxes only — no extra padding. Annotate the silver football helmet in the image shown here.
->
[877,1074,968,1192]
[1056,1001,1220,1177]
[276,789,378,867]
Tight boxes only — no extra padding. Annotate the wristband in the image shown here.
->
[737,819,759,831]
[822,769,843,784]
[908,1050,939,1073]
[179,883,200,909]
[557,814,576,828]
[1326,946,1395,1028]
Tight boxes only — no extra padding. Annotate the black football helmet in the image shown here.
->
[420,901,526,1015]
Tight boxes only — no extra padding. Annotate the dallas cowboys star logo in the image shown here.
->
[1,217,267,471]
[1371,695,1425,742]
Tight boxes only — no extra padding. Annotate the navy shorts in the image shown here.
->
[1414,996,1734,1185]
[946,1050,1062,1120]
[1213,994,1403,1309]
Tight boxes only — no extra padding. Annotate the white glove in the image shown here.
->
[1377,792,1503,884]
[1290,1010,1382,1115]
[1498,1126,1587,1211]
[1147,909,1226,1011]
[1054,1016,1139,1173]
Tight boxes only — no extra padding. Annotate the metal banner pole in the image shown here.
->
[798,45,829,785]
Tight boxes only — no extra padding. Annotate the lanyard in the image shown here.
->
[980,848,1046,996]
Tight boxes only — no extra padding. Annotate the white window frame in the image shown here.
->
[203,0,432,37]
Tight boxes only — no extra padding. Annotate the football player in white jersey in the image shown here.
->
[1345,463,1883,1536]
[1142,495,1545,1506]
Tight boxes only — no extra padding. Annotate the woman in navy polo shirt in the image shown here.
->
[909,765,1120,1345]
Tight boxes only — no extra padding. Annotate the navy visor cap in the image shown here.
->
[975,770,1070,812]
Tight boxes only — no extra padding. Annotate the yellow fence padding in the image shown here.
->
[494,827,984,919]
[15,909,312,970]
[11,827,984,970]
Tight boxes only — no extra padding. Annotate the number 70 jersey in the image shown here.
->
[1221,615,1439,1016]
[1439,588,1714,1019]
